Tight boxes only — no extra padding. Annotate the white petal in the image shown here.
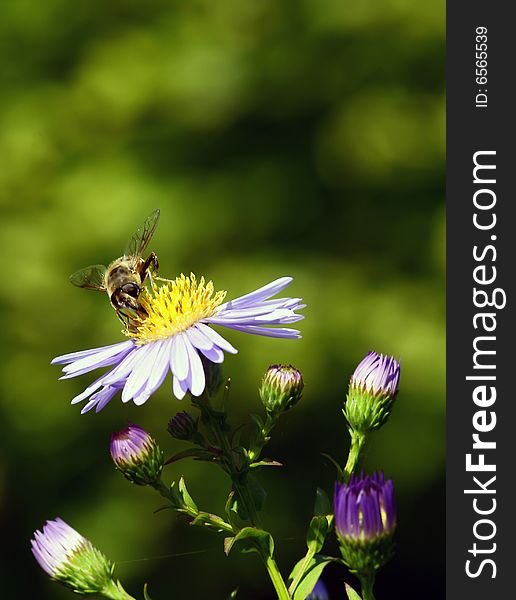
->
[170,334,189,380]
[146,339,172,392]
[196,322,238,354]
[70,375,105,404]
[173,375,188,400]
[101,345,145,385]
[121,344,156,402]
[183,335,205,396]
[186,325,213,351]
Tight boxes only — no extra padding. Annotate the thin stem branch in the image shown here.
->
[153,479,234,534]
[342,430,366,482]
[287,548,315,596]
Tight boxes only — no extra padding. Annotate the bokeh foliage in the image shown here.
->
[0,1,444,598]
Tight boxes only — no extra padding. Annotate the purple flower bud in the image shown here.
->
[168,411,198,441]
[110,424,163,486]
[31,518,114,595]
[307,579,330,600]
[259,364,304,415]
[334,472,396,574]
[344,351,400,433]
[351,352,400,398]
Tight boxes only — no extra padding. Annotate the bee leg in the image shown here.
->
[141,252,160,290]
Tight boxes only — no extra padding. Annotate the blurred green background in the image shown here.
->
[0,1,444,598]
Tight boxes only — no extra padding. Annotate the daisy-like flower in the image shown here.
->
[53,275,304,413]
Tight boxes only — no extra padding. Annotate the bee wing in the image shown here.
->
[69,264,107,290]
[124,208,160,258]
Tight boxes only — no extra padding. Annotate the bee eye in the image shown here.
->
[122,283,140,298]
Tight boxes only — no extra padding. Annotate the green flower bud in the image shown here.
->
[344,352,400,434]
[31,518,132,598]
[110,424,163,486]
[259,364,304,416]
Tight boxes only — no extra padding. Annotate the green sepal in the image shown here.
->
[288,555,334,600]
[321,453,344,480]
[164,448,217,465]
[227,589,239,599]
[224,527,274,557]
[143,583,153,600]
[345,583,363,600]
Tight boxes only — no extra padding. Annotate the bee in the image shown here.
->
[70,209,160,325]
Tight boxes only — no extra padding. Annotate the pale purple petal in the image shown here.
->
[70,374,105,405]
[60,341,133,375]
[51,341,132,365]
[198,344,224,363]
[220,324,302,338]
[217,277,293,311]
[173,375,189,400]
[186,325,213,351]
[81,386,119,414]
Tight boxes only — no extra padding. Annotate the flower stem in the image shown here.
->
[102,579,136,600]
[358,573,376,600]
[262,553,291,600]
[195,394,263,527]
[287,548,315,596]
[342,430,366,482]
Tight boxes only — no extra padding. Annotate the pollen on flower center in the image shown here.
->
[127,273,226,344]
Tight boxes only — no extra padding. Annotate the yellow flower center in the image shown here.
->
[126,273,226,345]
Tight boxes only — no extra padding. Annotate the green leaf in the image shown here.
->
[249,458,283,468]
[143,583,153,600]
[247,475,267,512]
[225,527,274,557]
[289,555,334,600]
[345,583,363,600]
[250,413,264,430]
[306,515,331,554]
[178,477,198,512]
[313,488,331,516]
[225,491,248,530]
[321,453,344,480]
[164,448,216,465]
